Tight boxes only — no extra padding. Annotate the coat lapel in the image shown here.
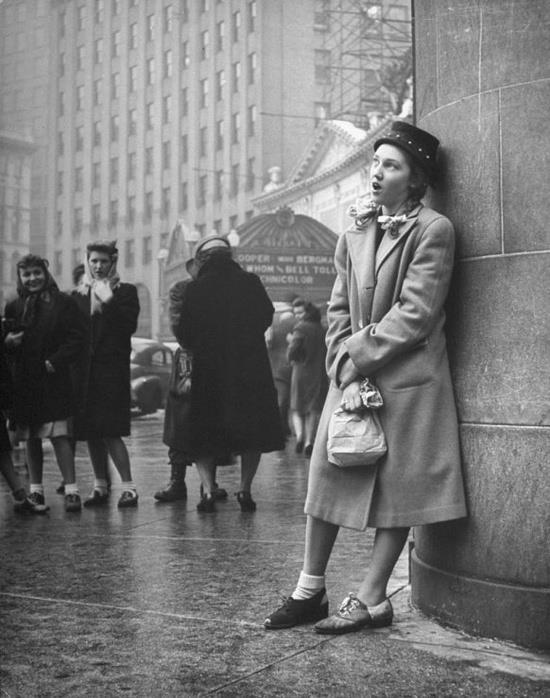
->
[375,205,422,275]
[347,221,377,325]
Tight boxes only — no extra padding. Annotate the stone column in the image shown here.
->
[410,0,550,650]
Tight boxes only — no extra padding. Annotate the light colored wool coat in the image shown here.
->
[305,204,467,530]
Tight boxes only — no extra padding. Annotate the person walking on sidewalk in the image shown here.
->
[264,121,467,633]
[73,241,140,509]
[3,254,88,512]
[178,235,284,513]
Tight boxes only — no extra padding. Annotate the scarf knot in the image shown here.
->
[377,214,408,238]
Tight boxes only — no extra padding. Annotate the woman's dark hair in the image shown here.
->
[15,254,59,299]
[72,263,85,286]
[87,240,118,259]
[400,149,430,205]
[303,302,321,323]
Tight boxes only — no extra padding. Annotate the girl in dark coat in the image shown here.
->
[287,300,328,456]
[3,254,88,512]
[73,241,140,509]
[178,236,284,512]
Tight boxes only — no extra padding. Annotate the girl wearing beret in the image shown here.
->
[265,122,467,633]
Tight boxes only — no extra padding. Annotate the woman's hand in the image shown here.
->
[5,331,24,348]
[340,380,363,412]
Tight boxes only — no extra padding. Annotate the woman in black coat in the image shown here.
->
[72,241,140,509]
[178,236,284,512]
[4,254,88,512]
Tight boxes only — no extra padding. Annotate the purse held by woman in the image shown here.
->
[327,379,387,467]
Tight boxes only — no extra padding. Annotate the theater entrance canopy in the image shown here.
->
[234,207,337,304]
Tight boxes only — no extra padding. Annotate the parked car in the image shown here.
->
[130,337,173,414]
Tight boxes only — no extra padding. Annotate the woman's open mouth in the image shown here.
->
[371,182,382,193]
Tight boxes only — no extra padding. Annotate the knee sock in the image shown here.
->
[64,482,79,495]
[93,478,109,495]
[292,571,326,600]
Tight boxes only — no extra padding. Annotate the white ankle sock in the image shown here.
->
[121,480,136,493]
[30,484,44,495]
[292,571,326,600]
[93,478,108,495]
[65,483,79,495]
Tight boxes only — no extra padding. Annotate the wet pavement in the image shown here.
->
[1,412,549,697]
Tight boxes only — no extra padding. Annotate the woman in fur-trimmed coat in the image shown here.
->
[264,121,467,635]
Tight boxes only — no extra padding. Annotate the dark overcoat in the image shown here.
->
[4,292,88,429]
[178,255,284,458]
[305,204,467,530]
[72,283,139,439]
[288,319,328,413]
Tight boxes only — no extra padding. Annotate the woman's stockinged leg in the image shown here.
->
[25,438,44,484]
[104,436,132,482]
[86,438,109,480]
[50,436,76,485]
[303,514,339,576]
[239,450,261,492]
[357,527,410,606]
[195,457,216,496]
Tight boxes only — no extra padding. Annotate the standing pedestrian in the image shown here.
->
[287,299,327,457]
[264,121,467,632]
[178,235,284,512]
[3,254,88,512]
[73,241,140,509]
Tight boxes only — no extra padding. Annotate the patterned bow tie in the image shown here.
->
[377,214,408,237]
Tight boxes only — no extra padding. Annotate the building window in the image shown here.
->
[58,92,65,116]
[216,69,225,101]
[201,30,209,60]
[76,45,85,71]
[129,65,138,93]
[248,105,256,137]
[200,78,209,108]
[233,10,241,42]
[111,73,120,100]
[128,108,137,135]
[110,157,119,184]
[75,167,83,192]
[112,0,120,15]
[147,14,155,42]
[246,157,255,191]
[214,170,223,200]
[180,0,188,22]
[57,173,64,196]
[76,126,84,151]
[92,162,101,188]
[180,181,188,210]
[164,5,173,32]
[95,0,104,24]
[91,203,100,230]
[94,38,103,63]
[248,52,256,84]
[57,132,64,156]
[229,214,238,231]
[198,175,207,206]
[142,236,152,264]
[145,147,153,175]
[93,121,101,147]
[59,10,66,37]
[129,23,138,50]
[248,0,257,32]
[54,250,63,276]
[232,62,240,93]
[77,5,86,31]
[216,20,225,52]
[125,239,135,267]
[199,127,207,157]
[216,120,224,150]
[181,134,188,163]
[315,49,331,83]
[231,113,240,144]
[213,219,222,233]
[146,103,154,130]
[144,192,153,222]
[76,85,84,111]
[59,52,65,76]
[93,79,102,106]
[314,101,330,125]
[163,95,172,124]
[111,115,119,141]
[200,0,209,12]
[162,187,170,218]
[72,248,81,268]
[128,152,137,180]
[231,164,239,196]
[74,207,83,234]
[181,87,188,116]
[314,0,330,29]
[127,196,136,224]
[182,41,190,68]
[147,57,155,85]
[112,30,121,58]
[162,141,171,170]
[164,49,172,78]
[110,200,118,227]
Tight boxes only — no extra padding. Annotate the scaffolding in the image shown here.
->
[319,0,412,130]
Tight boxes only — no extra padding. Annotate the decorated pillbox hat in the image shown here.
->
[374,121,439,182]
